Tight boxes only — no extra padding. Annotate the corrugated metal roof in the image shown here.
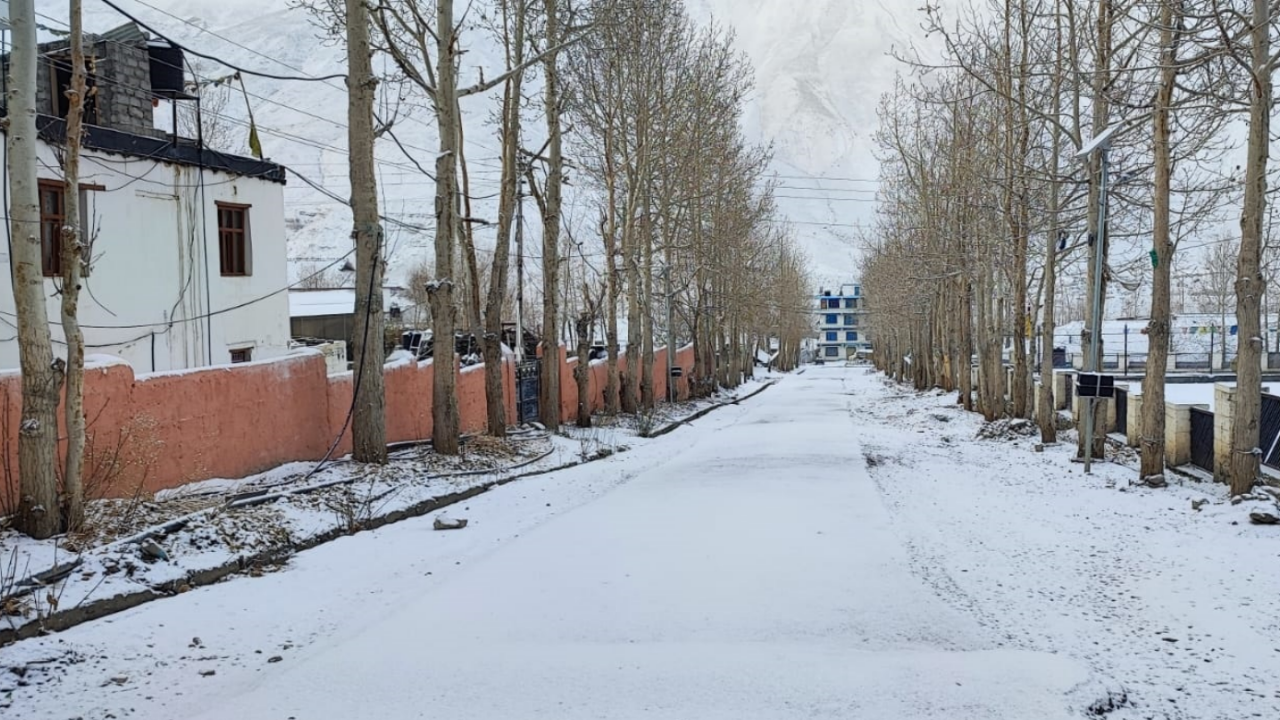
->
[289,289,396,318]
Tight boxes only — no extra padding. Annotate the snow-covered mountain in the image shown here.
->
[37,0,933,287]
[689,0,930,284]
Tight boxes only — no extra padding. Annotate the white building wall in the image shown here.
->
[0,139,290,371]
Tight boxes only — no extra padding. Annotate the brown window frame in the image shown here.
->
[47,54,99,125]
[217,202,252,277]
[38,180,66,277]
[37,180,103,278]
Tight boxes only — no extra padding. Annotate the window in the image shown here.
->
[826,331,837,341]
[38,181,65,277]
[230,348,252,364]
[826,298,841,309]
[825,314,837,324]
[843,314,855,326]
[217,203,252,276]
[846,332,856,341]
[37,180,98,278]
[825,346,839,357]
[49,54,98,124]
[844,298,855,309]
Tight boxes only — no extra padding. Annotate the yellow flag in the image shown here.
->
[237,74,264,159]
[248,121,263,160]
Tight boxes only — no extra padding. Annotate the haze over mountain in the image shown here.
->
[38,0,936,286]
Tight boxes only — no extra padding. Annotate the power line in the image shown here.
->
[773,195,878,203]
[91,0,509,160]
[775,185,878,194]
[37,9,505,175]
[0,249,356,330]
[769,173,881,184]
[96,0,346,82]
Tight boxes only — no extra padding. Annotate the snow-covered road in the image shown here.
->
[7,367,1279,719]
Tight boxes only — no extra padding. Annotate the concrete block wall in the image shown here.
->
[95,40,163,138]
[0,345,698,499]
[1126,390,1142,448]
[1165,403,1196,467]
[1054,373,1069,410]
[1213,384,1235,483]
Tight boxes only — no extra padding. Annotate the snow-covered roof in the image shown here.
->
[289,289,397,318]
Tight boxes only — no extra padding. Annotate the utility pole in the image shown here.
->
[345,0,388,463]
[7,0,63,539]
[515,163,525,363]
[1077,124,1116,474]
[664,264,675,401]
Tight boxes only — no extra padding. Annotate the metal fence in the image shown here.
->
[1174,354,1212,370]
[1190,407,1214,472]
[1261,394,1280,470]
[516,360,541,425]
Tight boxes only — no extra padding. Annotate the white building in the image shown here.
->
[815,282,870,360]
[0,24,290,371]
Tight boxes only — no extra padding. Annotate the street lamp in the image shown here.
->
[1076,123,1120,474]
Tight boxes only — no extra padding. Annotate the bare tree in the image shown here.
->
[177,64,238,152]
[1227,0,1272,494]
[536,0,566,431]
[295,260,344,290]
[480,0,529,437]
[347,0,388,463]
[59,0,90,530]
[7,0,63,538]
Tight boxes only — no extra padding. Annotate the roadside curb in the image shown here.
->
[0,379,778,646]
[647,380,776,438]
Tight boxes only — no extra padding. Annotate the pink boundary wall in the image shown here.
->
[0,346,694,498]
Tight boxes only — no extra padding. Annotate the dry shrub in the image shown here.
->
[72,413,163,544]
[466,435,519,459]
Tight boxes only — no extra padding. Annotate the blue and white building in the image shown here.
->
[815,283,870,360]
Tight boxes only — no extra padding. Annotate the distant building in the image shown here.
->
[815,282,870,360]
[288,287,400,361]
[0,23,291,371]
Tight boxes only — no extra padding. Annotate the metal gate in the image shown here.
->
[1114,388,1127,435]
[1190,407,1214,472]
[1260,393,1280,469]
[516,359,541,425]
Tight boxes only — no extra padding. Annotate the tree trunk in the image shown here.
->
[1038,13,1064,444]
[8,0,63,539]
[482,0,526,438]
[1077,0,1111,462]
[457,118,484,351]
[574,307,592,428]
[1140,0,1177,480]
[604,226,621,415]
[640,211,655,409]
[431,0,462,455]
[959,278,974,412]
[622,236,641,413]
[1229,0,1271,495]
[538,0,564,431]
[346,0,388,464]
[59,0,89,530]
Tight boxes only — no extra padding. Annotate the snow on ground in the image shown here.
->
[5,368,1280,719]
[1126,382,1219,409]
[854,373,1280,720]
[0,379,768,644]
